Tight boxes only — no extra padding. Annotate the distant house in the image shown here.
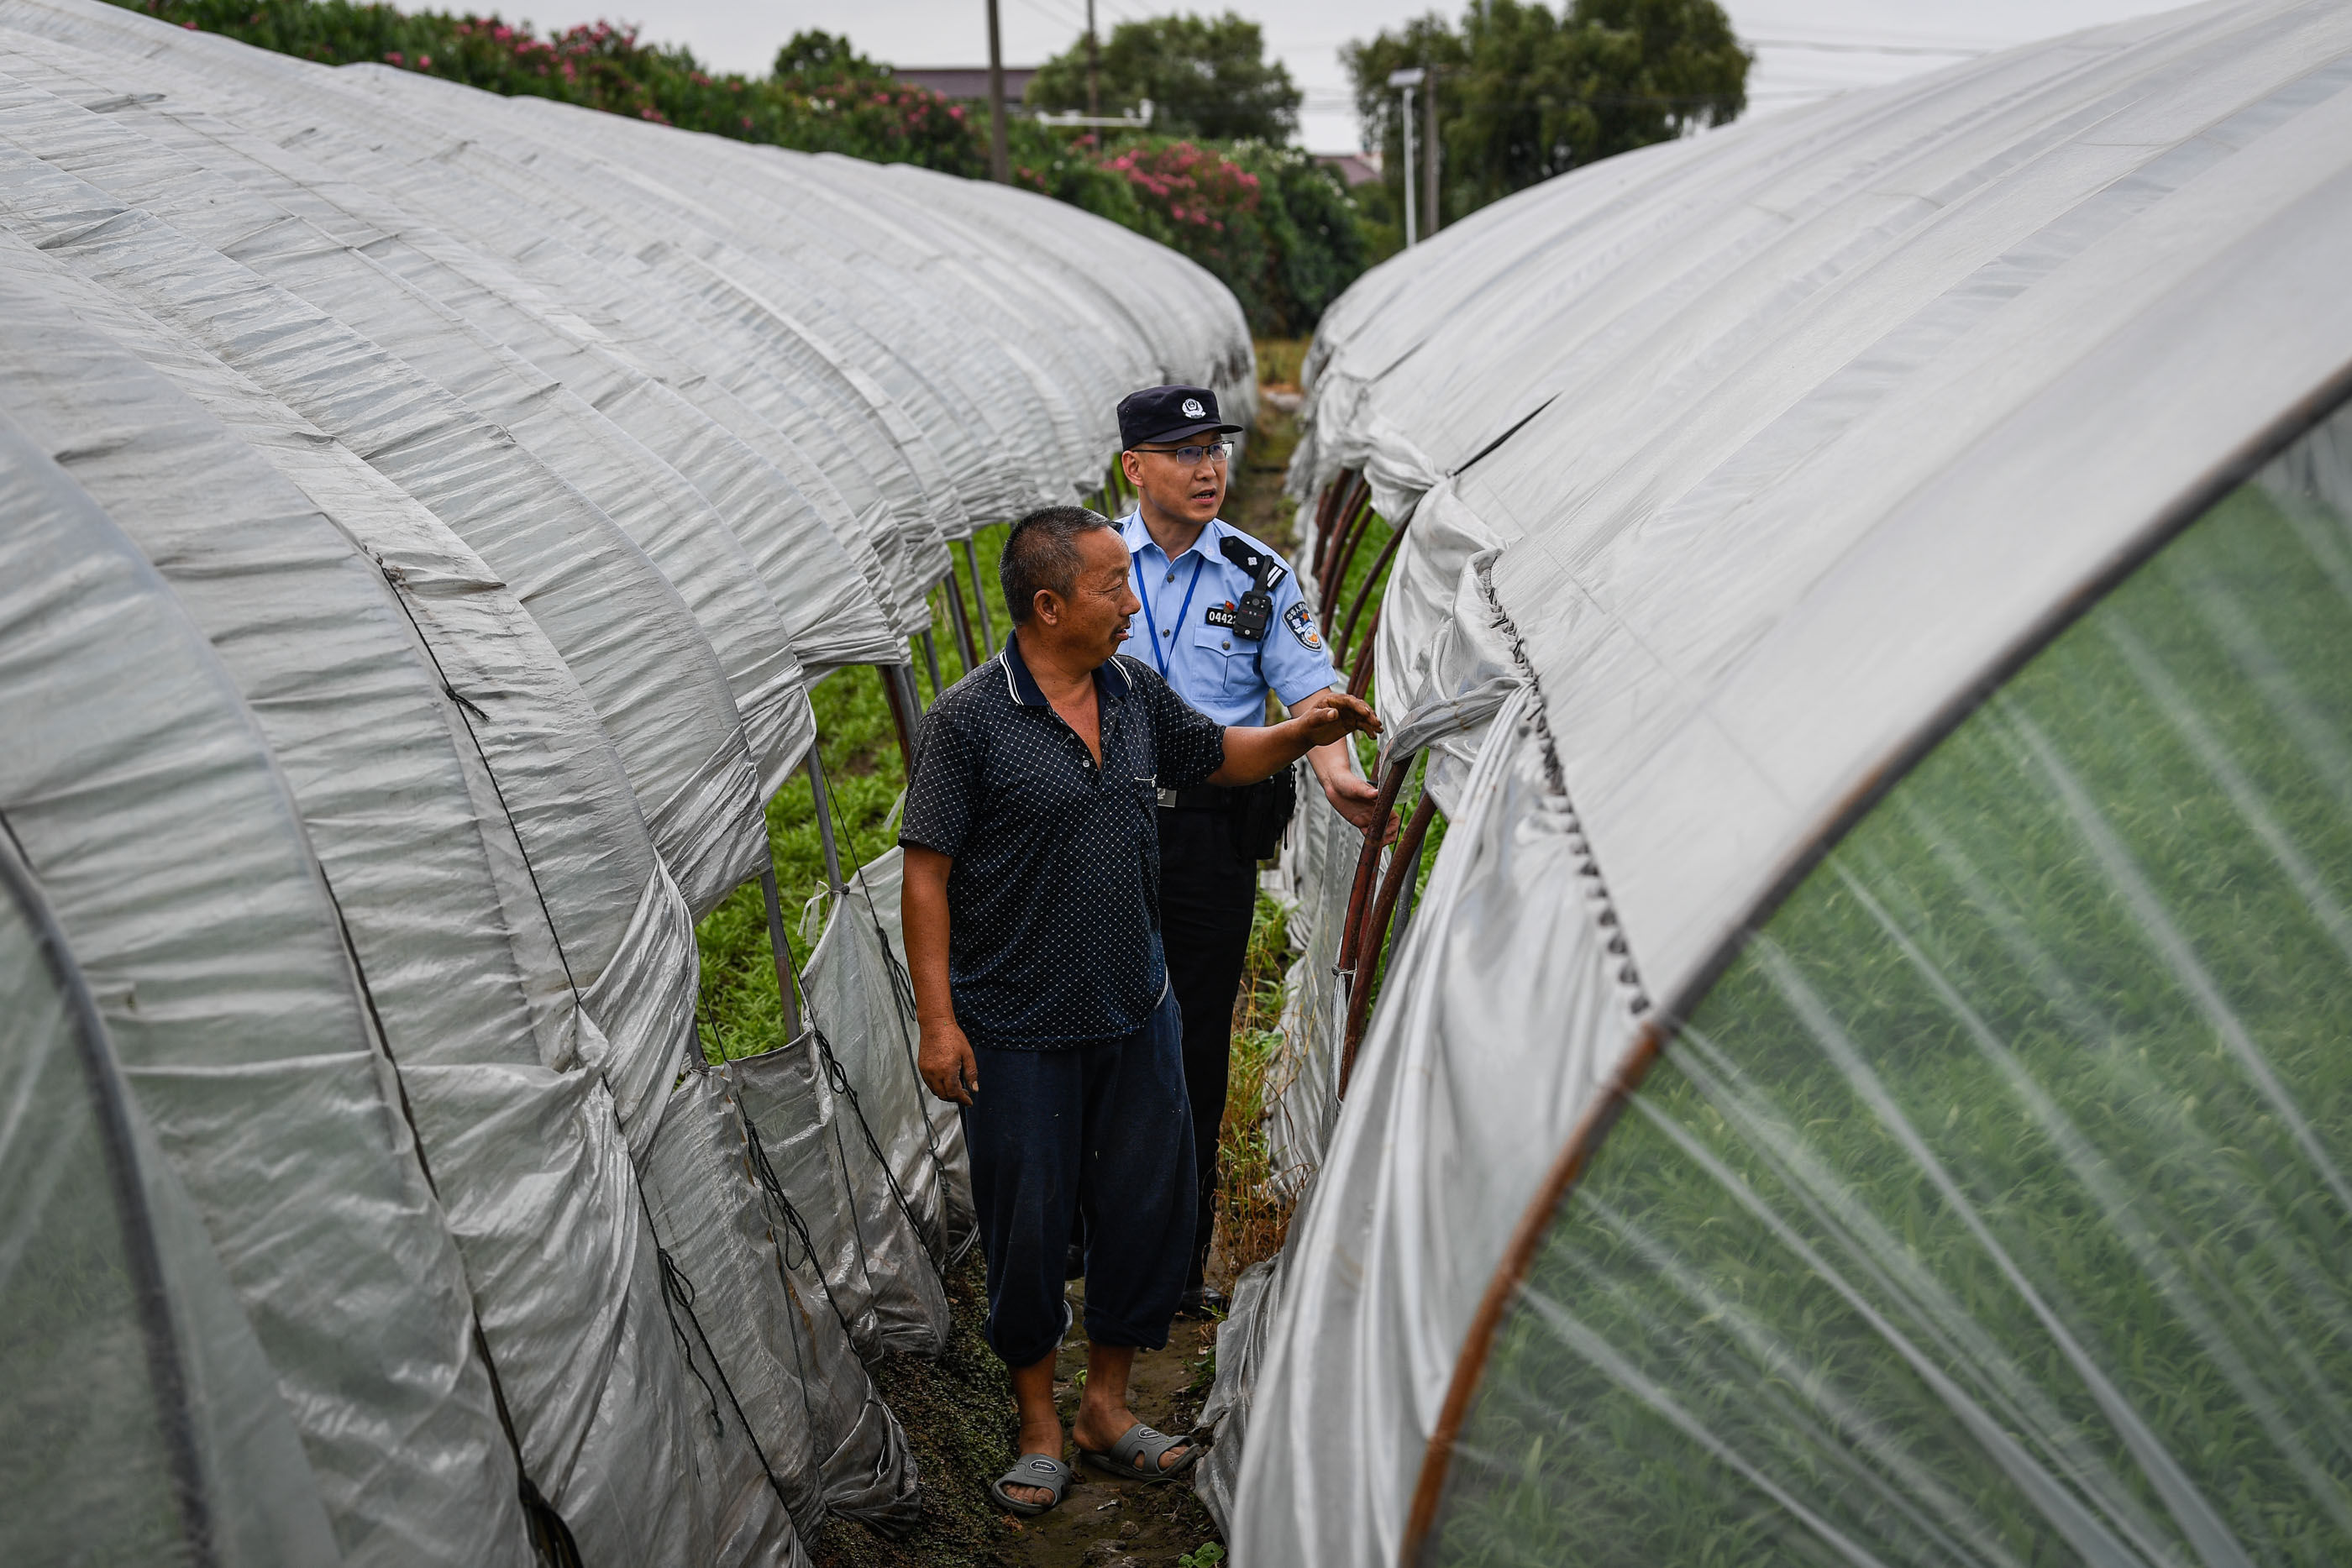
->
[1315,151,1382,187]
[891,66,1040,103]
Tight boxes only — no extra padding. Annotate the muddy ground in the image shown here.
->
[809,1258,1224,1568]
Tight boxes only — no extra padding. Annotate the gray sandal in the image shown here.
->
[988,1453,1075,1517]
[1079,1422,1200,1483]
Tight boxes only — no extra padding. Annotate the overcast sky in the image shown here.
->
[589,0,2186,152]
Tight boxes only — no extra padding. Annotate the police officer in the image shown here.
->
[1110,384,1384,1316]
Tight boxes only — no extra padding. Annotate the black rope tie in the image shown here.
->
[652,1231,800,1521]
[778,955,890,1307]
[738,1115,843,1435]
[655,1245,724,1440]
[742,1114,864,1354]
[819,765,954,1240]
[812,1025,928,1247]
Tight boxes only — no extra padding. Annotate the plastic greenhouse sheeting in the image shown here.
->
[1,833,342,1567]
[722,1037,929,1529]
[0,418,533,1565]
[829,844,979,1258]
[0,253,715,1565]
[1423,401,2352,1565]
[1222,1,2352,1562]
[0,0,1252,1560]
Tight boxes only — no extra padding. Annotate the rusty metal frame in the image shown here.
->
[942,569,980,672]
[1320,485,1378,626]
[1339,789,1437,1098]
[1310,469,1358,582]
[1334,521,1409,668]
[1335,755,1415,997]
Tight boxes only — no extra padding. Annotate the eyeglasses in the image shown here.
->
[1137,441,1231,464]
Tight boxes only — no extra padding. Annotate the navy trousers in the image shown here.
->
[963,983,1194,1370]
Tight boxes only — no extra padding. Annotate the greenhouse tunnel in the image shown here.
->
[1205,1,2352,1565]
[0,0,1252,1561]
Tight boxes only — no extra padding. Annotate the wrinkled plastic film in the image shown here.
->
[0,254,707,1563]
[838,846,977,1261]
[0,839,341,1568]
[721,1046,927,1530]
[1236,690,1645,1567]
[1263,780,1362,1184]
[1191,1254,1284,1534]
[804,869,958,1269]
[1232,10,2352,1564]
[0,125,769,923]
[640,1072,823,1555]
[0,419,532,1566]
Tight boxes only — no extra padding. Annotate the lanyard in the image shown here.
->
[1135,553,1205,679]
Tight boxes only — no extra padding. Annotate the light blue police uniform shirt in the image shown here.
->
[1115,512,1341,726]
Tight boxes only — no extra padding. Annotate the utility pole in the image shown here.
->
[1388,66,1423,246]
[1423,66,1441,237]
[1085,0,1100,121]
[985,0,1011,184]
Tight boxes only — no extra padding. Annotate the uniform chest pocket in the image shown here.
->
[1190,619,1263,702]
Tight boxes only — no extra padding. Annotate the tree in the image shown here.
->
[771,29,880,85]
[1347,0,1746,230]
[1027,12,1301,143]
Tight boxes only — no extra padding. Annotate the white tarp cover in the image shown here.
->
[1,832,342,1567]
[0,1,1253,1563]
[0,420,533,1565]
[827,845,980,1258]
[1231,2,2352,1562]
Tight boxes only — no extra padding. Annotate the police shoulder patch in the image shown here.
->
[1284,600,1322,650]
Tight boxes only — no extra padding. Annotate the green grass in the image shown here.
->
[1425,466,2352,1561]
[695,522,1024,1066]
[1255,338,1307,389]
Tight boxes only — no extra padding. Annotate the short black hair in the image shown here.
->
[1000,506,1113,626]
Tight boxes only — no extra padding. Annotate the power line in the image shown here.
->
[1015,0,1086,41]
[1747,36,1990,56]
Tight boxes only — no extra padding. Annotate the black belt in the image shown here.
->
[1156,784,1236,810]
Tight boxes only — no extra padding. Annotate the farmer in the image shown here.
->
[1109,384,1385,1317]
[900,504,1378,1516]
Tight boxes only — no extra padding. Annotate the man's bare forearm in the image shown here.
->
[1206,688,1381,786]
[900,846,958,1026]
[901,845,979,1103]
[1208,715,1323,785]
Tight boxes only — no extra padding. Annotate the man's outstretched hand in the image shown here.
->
[919,1016,979,1106]
[1290,689,1382,748]
[1211,690,1383,789]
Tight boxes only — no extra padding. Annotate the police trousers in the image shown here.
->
[1155,803,1260,1285]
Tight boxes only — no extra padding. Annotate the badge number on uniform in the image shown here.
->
[1205,603,1239,628]
[1284,601,1322,650]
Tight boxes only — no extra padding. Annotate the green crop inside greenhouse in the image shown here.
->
[1426,402,2352,1565]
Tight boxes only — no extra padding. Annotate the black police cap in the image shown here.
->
[1118,385,1244,449]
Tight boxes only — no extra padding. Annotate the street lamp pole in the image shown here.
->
[1424,65,1441,236]
[1389,66,1424,246]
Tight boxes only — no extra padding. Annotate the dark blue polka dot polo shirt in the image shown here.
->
[898,636,1226,1049]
